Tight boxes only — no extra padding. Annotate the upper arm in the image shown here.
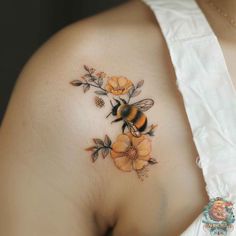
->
[0,22,112,236]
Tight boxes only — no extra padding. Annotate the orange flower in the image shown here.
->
[96,72,106,78]
[110,133,152,172]
[209,200,228,221]
[105,76,133,95]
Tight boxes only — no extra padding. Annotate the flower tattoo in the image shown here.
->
[70,65,158,180]
[105,76,133,95]
[203,197,235,235]
[111,133,157,172]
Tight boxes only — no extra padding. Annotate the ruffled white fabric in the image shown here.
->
[142,0,236,235]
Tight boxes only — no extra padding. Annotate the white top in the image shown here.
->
[142,0,236,235]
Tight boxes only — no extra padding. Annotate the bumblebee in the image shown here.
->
[106,98,154,137]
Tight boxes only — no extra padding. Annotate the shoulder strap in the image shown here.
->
[142,0,236,201]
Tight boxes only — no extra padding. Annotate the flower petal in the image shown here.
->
[137,139,151,156]
[105,84,113,92]
[131,135,145,147]
[111,134,131,159]
[118,77,128,87]
[116,134,131,145]
[113,156,133,172]
[112,141,129,153]
[123,88,131,94]
[112,89,125,95]
[109,77,118,87]
[133,159,148,170]
[110,150,125,159]
[126,80,133,88]
[138,154,151,161]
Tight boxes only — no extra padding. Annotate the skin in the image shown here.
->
[0,0,236,235]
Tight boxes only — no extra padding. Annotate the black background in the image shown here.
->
[0,0,126,124]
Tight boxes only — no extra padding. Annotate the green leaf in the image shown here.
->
[104,135,112,147]
[84,65,90,72]
[101,148,109,158]
[131,90,141,97]
[148,131,155,136]
[70,80,83,86]
[83,84,90,93]
[148,158,158,165]
[95,90,107,96]
[97,77,103,86]
[128,85,135,96]
[93,138,104,146]
[83,74,92,78]
[136,80,144,89]
[88,76,97,82]
[91,150,99,162]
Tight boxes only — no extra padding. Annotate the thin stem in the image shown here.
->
[96,145,112,152]
[94,82,107,92]
[127,87,136,103]
[89,72,107,91]
[127,96,131,104]
[82,82,108,93]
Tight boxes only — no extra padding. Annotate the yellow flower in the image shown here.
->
[209,200,228,221]
[110,133,152,172]
[105,76,133,95]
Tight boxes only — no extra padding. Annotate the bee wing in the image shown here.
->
[131,99,154,112]
[125,121,141,137]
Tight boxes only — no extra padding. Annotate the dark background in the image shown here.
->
[0,0,126,124]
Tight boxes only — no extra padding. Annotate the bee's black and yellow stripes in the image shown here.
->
[131,111,147,132]
[119,105,147,132]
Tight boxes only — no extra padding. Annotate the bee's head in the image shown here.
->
[106,98,126,118]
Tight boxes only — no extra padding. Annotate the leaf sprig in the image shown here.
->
[70,65,108,95]
[144,124,158,136]
[127,80,144,103]
[85,135,112,162]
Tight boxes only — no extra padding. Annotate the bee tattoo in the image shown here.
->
[70,65,158,180]
[107,98,154,137]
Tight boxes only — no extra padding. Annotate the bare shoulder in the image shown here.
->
[0,1,170,235]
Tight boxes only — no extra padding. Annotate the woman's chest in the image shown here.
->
[90,11,236,234]
[91,28,222,235]
[99,69,209,236]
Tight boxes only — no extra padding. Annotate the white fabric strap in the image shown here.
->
[142,0,236,235]
[142,0,236,201]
